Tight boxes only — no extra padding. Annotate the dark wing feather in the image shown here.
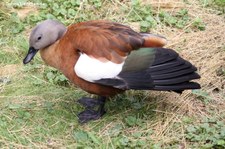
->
[95,48,201,92]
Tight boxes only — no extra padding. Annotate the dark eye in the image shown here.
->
[37,36,42,40]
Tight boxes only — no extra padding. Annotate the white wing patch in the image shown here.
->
[74,53,124,82]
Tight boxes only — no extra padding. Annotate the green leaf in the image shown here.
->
[87,132,100,144]
[176,20,186,29]
[33,79,43,85]
[140,21,150,28]
[11,0,27,8]
[220,127,225,136]
[217,140,225,145]
[192,17,206,31]
[23,112,31,119]
[108,124,123,137]
[132,102,143,109]
[202,143,214,148]
[68,8,76,16]
[119,136,129,146]
[46,72,54,80]
[8,104,21,109]
[137,140,146,146]
[125,116,137,126]
[201,123,210,130]
[186,125,196,133]
[73,131,88,141]
[71,0,77,6]
[132,132,142,138]
[59,75,67,81]
[63,1,70,7]
[52,3,59,10]
[141,16,157,30]
[46,13,56,19]
[177,9,188,17]
[75,0,81,5]
[44,101,53,112]
[145,15,156,25]
[59,8,67,16]
[182,116,193,124]
[131,0,140,6]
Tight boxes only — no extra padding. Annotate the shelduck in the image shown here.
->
[23,20,201,123]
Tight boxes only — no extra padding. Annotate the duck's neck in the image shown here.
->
[40,26,67,69]
[40,40,61,69]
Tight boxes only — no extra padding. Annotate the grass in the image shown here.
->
[200,0,225,13]
[0,0,225,148]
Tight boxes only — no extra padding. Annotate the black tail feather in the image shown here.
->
[150,48,201,92]
[150,61,193,75]
[152,48,178,65]
[153,72,200,85]
[149,57,185,71]
[151,66,197,80]
[154,82,201,91]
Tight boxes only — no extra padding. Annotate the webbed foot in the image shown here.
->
[77,96,106,124]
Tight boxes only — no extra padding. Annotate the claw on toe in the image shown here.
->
[78,108,106,124]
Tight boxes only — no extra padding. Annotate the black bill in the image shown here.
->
[23,47,39,64]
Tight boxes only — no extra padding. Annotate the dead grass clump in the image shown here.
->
[0,64,21,76]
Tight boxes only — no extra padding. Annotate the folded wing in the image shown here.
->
[69,20,200,92]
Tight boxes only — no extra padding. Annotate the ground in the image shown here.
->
[0,0,224,148]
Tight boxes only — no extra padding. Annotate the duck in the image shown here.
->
[23,19,201,123]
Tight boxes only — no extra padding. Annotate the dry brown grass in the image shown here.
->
[138,0,225,144]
